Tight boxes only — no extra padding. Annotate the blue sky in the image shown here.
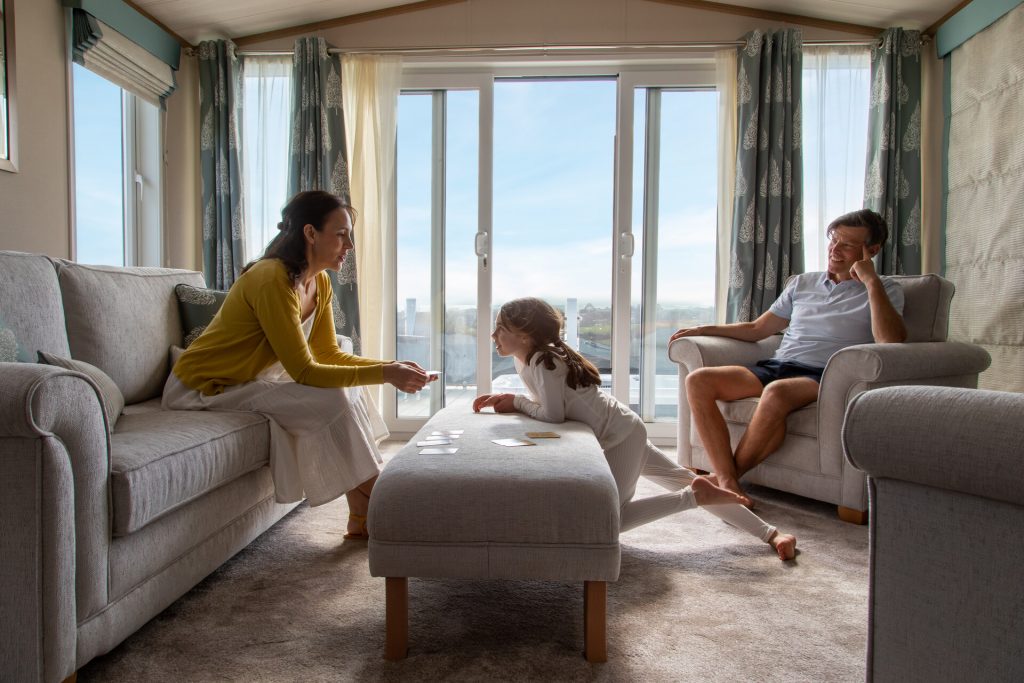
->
[397,79,721,312]
[73,63,125,266]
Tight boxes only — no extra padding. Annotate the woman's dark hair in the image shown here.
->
[241,190,357,285]
[498,297,602,390]
[826,209,888,247]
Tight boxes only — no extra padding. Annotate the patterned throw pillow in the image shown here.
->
[175,283,228,348]
[0,314,33,363]
[37,351,125,433]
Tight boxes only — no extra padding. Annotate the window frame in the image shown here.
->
[387,60,717,440]
[69,67,164,267]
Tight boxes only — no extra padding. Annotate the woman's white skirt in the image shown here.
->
[162,372,388,506]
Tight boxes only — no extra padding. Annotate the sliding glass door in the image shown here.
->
[388,66,717,437]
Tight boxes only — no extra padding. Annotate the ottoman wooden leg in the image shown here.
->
[385,577,408,660]
[583,580,607,663]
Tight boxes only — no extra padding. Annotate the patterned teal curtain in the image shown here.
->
[864,28,922,275]
[727,30,804,322]
[197,40,245,288]
[288,38,361,353]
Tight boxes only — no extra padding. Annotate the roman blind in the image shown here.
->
[944,3,1024,392]
[66,1,180,108]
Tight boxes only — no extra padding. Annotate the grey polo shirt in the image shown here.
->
[768,272,905,368]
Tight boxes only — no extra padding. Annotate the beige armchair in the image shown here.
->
[669,274,991,522]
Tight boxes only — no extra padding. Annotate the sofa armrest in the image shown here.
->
[668,335,780,372]
[843,385,1024,507]
[0,363,112,683]
[816,341,991,480]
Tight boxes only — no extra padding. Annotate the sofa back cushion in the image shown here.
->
[57,261,206,404]
[0,251,71,359]
[889,274,954,343]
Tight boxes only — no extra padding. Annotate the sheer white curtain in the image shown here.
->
[342,54,402,378]
[802,46,871,271]
[241,56,292,263]
[715,49,738,323]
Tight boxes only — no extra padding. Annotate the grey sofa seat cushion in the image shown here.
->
[0,251,71,359]
[110,408,270,535]
[57,260,206,405]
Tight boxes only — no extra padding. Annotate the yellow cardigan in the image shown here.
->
[173,259,386,395]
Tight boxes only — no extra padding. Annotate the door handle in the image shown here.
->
[475,231,489,268]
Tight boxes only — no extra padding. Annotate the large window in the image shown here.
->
[241,56,292,262]
[391,67,718,437]
[72,63,162,266]
[802,47,871,270]
[630,87,719,421]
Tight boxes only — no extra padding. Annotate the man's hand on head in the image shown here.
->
[850,245,880,284]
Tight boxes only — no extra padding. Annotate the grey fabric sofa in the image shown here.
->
[0,251,299,682]
[843,385,1024,682]
[669,274,991,521]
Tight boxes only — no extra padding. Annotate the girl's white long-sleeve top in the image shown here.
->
[512,354,639,450]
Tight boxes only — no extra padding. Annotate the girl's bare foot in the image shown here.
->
[691,475,752,508]
[768,531,797,561]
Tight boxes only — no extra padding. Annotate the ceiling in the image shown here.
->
[131,0,964,46]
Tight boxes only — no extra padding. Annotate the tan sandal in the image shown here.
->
[344,513,369,540]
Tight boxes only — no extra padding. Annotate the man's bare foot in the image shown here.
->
[691,476,752,508]
[768,531,797,561]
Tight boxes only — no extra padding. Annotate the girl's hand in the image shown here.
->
[472,393,517,413]
[383,362,428,393]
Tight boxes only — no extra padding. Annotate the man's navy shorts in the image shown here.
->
[746,358,825,386]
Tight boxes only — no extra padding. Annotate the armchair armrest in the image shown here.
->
[843,385,1024,507]
[668,336,781,372]
[0,363,112,683]
[817,341,992,480]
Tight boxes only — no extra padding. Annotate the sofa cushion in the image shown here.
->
[0,251,71,359]
[38,351,125,433]
[57,261,206,404]
[109,405,270,535]
[175,283,228,347]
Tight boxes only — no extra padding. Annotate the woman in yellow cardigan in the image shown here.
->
[163,191,433,539]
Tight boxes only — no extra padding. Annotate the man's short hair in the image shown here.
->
[826,209,888,247]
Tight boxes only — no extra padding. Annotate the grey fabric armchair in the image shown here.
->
[669,274,991,522]
[843,385,1024,681]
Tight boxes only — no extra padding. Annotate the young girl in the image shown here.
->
[472,297,797,561]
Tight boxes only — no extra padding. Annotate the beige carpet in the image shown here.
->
[79,444,869,682]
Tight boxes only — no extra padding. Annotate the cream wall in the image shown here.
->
[0,0,70,257]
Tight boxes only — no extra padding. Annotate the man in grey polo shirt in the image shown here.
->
[670,209,907,502]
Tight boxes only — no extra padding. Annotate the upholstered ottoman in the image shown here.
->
[367,405,620,662]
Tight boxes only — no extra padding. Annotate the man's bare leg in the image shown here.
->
[685,367,765,498]
[734,378,820,477]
